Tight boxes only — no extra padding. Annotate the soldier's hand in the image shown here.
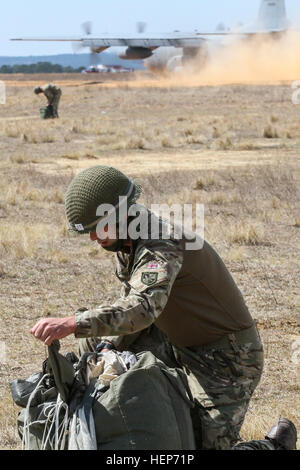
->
[30,316,76,346]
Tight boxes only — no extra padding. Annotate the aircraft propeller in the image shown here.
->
[72,21,99,68]
[82,21,93,36]
[136,21,147,34]
[71,20,149,68]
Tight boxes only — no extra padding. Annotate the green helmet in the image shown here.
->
[65,166,142,234]
[34,86,42,94]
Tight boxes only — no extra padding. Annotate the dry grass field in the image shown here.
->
[0,72,299,450]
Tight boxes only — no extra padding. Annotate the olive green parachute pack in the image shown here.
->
[40,105,54,119]
[10,341,196,450]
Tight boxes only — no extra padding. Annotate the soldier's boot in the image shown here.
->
[265,418,297,450]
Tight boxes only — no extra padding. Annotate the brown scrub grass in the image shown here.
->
[0,73,299,449]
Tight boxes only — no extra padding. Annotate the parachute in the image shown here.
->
[10,341,196,450]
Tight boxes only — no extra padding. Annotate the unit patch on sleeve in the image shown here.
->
[141,272,158,286]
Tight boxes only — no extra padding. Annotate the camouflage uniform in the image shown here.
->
[75,211,272,450]
[40,84,62,118]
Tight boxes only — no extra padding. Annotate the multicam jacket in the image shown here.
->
[41,84,61,104]
[75,211,253,347]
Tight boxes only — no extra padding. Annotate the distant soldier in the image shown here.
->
[34,83,62,118]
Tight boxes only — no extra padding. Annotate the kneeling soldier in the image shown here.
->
[30,165,298,451]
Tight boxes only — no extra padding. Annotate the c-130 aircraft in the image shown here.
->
[11,0,297,74]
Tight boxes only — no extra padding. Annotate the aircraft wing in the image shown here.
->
[11,33,211,49]
[10,28,290,52]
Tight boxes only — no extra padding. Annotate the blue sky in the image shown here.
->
[2,0,300,56]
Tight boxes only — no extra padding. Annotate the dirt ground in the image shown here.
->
[0,72,299,450]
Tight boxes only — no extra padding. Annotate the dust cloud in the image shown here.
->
[171,31,300,86]
[105,31,300,90]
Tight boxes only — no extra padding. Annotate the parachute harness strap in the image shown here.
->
[22,373,69,451]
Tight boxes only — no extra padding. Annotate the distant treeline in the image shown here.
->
[0,62,85,74]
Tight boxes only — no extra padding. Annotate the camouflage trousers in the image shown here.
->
[79,324,273,451]
[48,90,61,118]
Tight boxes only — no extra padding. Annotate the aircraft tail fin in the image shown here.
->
[257,0,289,31]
